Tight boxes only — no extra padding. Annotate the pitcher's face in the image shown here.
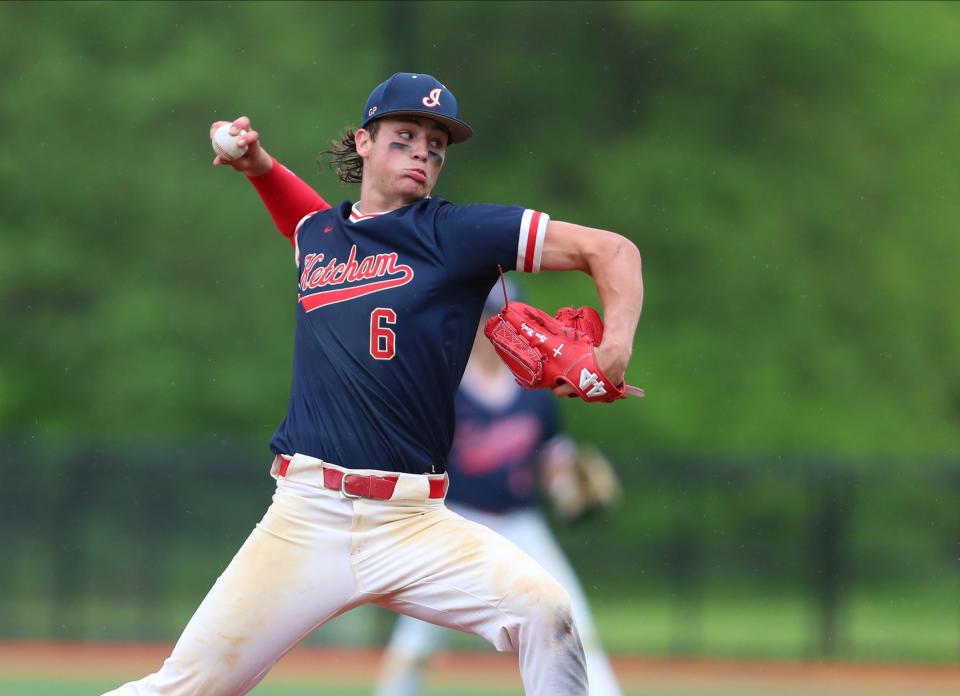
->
[358,116,449,202]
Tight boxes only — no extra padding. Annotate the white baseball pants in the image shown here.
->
[102,454,587,696]
[375,505,622,696]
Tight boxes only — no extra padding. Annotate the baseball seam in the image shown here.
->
[214,140,245,161]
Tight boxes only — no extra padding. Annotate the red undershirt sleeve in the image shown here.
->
[248,158,332,241]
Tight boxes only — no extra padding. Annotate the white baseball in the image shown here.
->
[212,123,248,161]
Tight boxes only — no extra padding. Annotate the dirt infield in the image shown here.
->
[2,641,959,695]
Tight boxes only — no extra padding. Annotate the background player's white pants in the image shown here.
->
[375,505,622,696]
[101,455,587,696]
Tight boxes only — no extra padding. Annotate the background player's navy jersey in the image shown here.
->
[270,198,550,474]
[445,383,559,512]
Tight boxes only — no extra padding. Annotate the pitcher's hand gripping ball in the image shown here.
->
[484,297,645,403]
[211,123,248,161]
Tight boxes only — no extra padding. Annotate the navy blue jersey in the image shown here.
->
[269,198,550,474]
[445,381,559,512]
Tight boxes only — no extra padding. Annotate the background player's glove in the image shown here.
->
[542,440,623,523]
[483,301,644,402]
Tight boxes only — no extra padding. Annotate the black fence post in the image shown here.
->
[955,467,960,663]
[49,453,88,638]
[806,460,855,659]
[668,457,704,655]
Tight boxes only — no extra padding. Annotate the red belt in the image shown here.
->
[278,457,447,500]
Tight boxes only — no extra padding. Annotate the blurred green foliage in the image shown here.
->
[2,2,958,661]
[1,1,959,455]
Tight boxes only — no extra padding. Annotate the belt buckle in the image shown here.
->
[340,472,362,499]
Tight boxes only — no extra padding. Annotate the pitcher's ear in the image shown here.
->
[355,128,373,156]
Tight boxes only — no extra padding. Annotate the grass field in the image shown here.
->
[3,583,959,695]
[13,584,959,663]
[5,681,959,696]
[0,681,819,696]
[2,642,960,696]
[3,581,958,695]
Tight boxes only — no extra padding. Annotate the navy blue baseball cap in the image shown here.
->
[361,72,473,144]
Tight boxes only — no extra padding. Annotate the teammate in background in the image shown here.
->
[374,281,624,696]
[104,72,642,696]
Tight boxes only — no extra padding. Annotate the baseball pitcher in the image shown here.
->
[103,72,643,696]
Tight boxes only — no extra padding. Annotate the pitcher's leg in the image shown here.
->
[503,511,623,696]
[373,614,448,696]
[103,483,357,696]
[368,507,587,696]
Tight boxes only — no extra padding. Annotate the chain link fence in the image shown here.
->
[2,441,957,661]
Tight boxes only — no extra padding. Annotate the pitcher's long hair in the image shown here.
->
[320,121,381,184]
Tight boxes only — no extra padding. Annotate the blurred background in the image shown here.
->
[1,1,959,694]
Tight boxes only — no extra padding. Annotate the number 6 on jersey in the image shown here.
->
[370,308,397,360]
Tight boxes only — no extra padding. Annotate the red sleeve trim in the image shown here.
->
[516,209,549,273]
[248,159,331,242]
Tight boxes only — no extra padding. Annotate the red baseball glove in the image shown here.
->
[483,302,644,403]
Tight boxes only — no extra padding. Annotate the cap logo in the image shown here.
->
[368,106,378,117]
[421,88,442,108]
